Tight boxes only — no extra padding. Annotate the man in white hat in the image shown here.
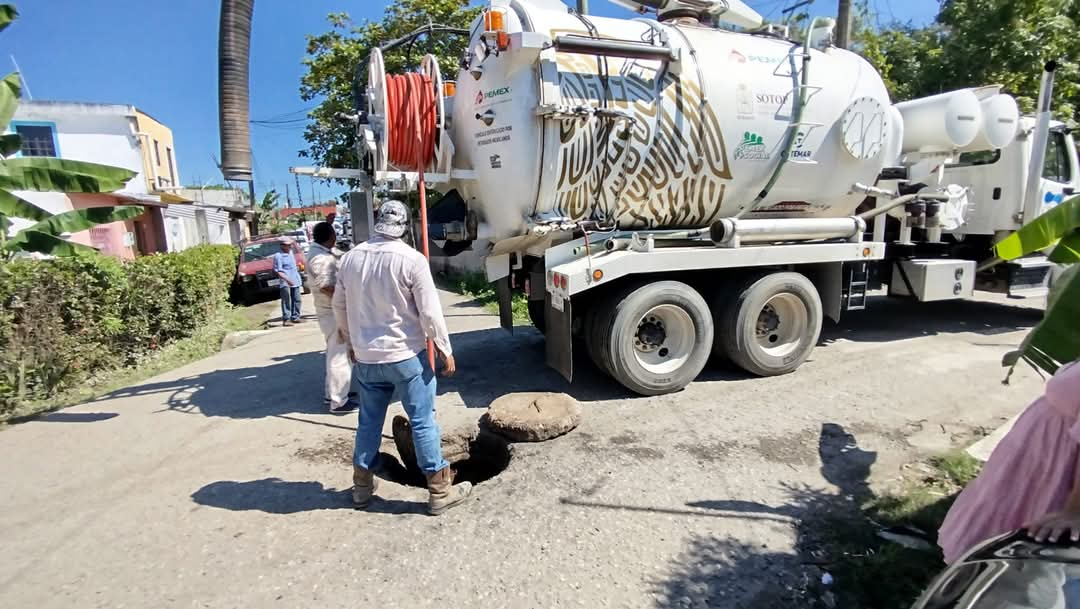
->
[332,200,471,515]
[272,236,303,326]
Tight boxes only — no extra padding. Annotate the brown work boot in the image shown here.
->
[352,466,378,508]
[426,467,472,515]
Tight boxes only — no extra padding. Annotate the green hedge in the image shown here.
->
[0,245,238,413]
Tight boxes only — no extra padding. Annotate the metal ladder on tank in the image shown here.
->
[774,46,825,167]
[847,262,869,311]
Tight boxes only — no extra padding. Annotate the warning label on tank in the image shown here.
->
[476,125,513,147]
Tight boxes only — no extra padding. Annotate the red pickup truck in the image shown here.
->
[235,235,309,305]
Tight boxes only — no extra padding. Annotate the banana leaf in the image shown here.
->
[0,188,48,220]
[1003,265,1080,380]
[1050,231,1080,264]
[993,196,1080,262]
[0,158,136,193]
[1,229,98,257]
[23,205,143,237]
[0,5,17,34]
[0,132,20,157]
[0,71,20,130]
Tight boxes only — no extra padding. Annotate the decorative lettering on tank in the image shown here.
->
[551,53,733,230]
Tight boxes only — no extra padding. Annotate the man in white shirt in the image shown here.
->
[306,222,358,414]
[332,200,471,515]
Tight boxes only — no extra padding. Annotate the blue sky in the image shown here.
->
[0,0,938,204]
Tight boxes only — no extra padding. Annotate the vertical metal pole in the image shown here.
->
[577,0,589,14]
[836,0,852,48]
[1021,61,1058,226]
[248,180,258,235]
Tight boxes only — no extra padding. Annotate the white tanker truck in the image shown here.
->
[341,0,1077,396]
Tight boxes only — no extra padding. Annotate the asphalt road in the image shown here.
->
[0,289,1046,608]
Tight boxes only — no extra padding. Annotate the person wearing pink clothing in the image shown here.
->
[939,361,1080,563]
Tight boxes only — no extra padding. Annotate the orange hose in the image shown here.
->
[385,72,437,169]
[385,72,438,370]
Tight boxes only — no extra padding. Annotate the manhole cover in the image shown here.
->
[482,392,582,442]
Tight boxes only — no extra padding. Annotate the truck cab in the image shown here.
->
[944,119,1078,239]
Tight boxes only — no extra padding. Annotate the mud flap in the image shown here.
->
[497,276,514,333]
[545,292,573,382]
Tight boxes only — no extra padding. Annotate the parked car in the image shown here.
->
[234,235,309,305]
[913,530,1080,608]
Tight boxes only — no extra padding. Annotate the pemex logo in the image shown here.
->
[475,86,512,105]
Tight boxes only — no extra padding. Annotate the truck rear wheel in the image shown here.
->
[527,299,546,333]
[587,281,713,396]
[716,272,822,377]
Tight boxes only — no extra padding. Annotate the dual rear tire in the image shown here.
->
[584,273,823,395]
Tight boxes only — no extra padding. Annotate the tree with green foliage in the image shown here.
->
[857,0,1080,122]
[255,188,288,235]
[0,5,143,259]
[299,0,481,171]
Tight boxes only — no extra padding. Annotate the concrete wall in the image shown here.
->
[11,101,148,195]
[163,204,237,252]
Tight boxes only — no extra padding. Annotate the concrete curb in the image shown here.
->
[221,330,276,351]
[965,414,1020,462]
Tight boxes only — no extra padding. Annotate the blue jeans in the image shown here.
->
[353,351,448,475]
[279,285,301,321]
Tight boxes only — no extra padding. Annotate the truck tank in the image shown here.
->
[446,0,896,244]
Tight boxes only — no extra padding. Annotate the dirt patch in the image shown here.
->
[572,431,665,460]
[676,440,738,463]
[754,429,819,466]
[294,435,352,466]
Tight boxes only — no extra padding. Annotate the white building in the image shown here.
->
[7,100,184,258]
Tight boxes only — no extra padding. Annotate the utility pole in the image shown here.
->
[836,0,852,49]
[576,0,588,14]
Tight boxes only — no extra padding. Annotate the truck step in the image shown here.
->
[1007,256,1055,297]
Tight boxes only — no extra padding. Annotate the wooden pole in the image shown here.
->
[836,0,852,48]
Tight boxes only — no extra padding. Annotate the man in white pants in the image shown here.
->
[306,222,358,414]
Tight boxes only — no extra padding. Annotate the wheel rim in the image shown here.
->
[755,293,808,358]
[633,304,696,375]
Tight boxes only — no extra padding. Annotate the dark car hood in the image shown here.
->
[914,531,1080,608]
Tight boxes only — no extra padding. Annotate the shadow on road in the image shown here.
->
[820,295,1040,345]
[6,411,120,424]
[96,351,330,420]
[645,423,953,609]
[91,297,1038,419]
[191,478,424,515]
[441,296,1038,407]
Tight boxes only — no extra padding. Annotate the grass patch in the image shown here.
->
[2,304,267,424]
[928,451,982,487]
[440,271,531,325]
[812,454,983,609]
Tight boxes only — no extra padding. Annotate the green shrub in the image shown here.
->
[0,245,238,414]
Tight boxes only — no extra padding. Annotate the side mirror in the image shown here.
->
[1064,187,1076,196]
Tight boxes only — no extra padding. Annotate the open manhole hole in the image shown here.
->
[378,416,512,488]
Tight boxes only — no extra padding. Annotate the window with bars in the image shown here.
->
[14,124,57,157]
